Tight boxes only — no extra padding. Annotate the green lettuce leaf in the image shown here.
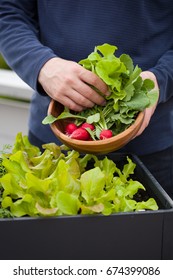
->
[51,191,79,215]
[80,167,105,204]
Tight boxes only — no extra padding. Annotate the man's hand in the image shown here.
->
[38,57,109,111]
[135,71,159,137]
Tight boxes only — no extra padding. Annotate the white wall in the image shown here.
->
[0,70,33,149]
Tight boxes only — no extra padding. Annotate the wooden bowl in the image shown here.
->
[48,100,144,154]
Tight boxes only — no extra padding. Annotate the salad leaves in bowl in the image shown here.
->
[43,43,158,154]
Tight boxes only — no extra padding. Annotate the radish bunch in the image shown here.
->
[42,43,158,142]
[65,122,113,141]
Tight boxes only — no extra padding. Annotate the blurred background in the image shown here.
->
[0,54,33,149]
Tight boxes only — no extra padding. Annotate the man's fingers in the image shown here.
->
[58,95,86,112]
[73,80,107,106]
[79,67,109,97]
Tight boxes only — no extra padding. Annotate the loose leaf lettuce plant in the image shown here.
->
[43,43,158,137]
[0,145,14,218]
[0,133,158,217]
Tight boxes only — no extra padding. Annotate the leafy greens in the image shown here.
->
[0,133,158,217]
[43,43,158,137]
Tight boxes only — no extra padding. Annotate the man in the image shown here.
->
[0,1,173,198]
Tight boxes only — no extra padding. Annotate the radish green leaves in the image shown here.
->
[43,43,158,138]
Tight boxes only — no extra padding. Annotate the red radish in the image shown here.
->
[81,123,95,131]
[65,123,78,135]
[100,129,113,140]
[70,127,90,140]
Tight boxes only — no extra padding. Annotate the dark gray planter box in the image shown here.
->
[0,154,173,260]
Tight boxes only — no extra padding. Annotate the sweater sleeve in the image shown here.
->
[0,0,56,93]
[149,50,173,104]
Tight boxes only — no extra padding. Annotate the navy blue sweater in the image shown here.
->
[1,0,173,155]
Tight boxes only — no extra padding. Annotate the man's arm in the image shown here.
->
[0,0,56,91]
